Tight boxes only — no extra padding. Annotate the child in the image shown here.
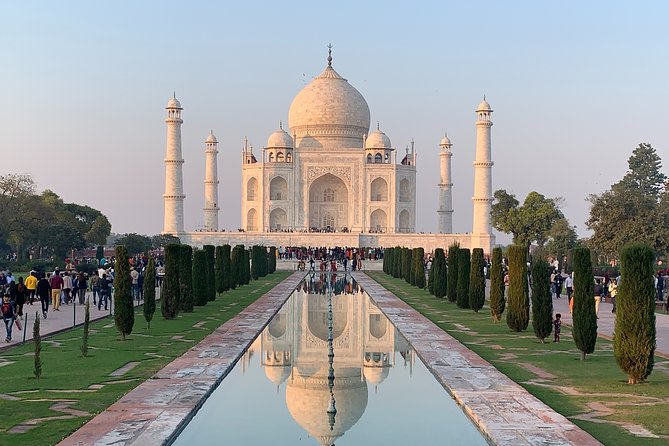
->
[553,313,562,343]
[2,293,16,342]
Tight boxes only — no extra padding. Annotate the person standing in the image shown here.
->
[2,293,17,342]
[594,279,603,318]
[25,271,38,305]
[656,271,664,302]
[76,272,87,305]
[37,273,51,319]
[130,267,139,300]
[62,272,73,305]
[49,271,64,311]
[98,273,110,310]
[552,313,562,343]
[90,271,100,306]
[609,278,618,314]
[565,273,574,302]
[14,276,26,317]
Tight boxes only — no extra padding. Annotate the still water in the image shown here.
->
[173,273,489,445]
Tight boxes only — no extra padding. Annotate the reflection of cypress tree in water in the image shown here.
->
[326,271,337,434]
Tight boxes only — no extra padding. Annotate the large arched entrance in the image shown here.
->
[308,174,348,231]
[269,208,287,231]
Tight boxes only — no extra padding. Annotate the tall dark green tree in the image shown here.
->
[178,244,194,312]
[506,245,529,332]
[222,244,232,291]
[383,247,390,274]
[268,246,277,273]
[456,249,471,309]
[161,244,181,319]
[251,245,263,280]
[113,246,134,339]
[432,248,447,298]
[402,248,412,284]
[587,143,668,258]
[572,247,597,360]
[203,245,216,301]
[33,315,42,379]
[393,246,402,278]
[531,259,553,343]
[215,245,225,294]
[243,248,251,284]
[192,249,208,306]
[469,248,485,312]
[229,245,240,289]
[490,247,505,321]
[413,247,425,289]
[447,244,459,303]
[231,245,244,287]
[615,243,656,384]
[143,257,156,328]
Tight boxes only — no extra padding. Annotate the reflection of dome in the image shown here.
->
[286,374,368,446]
[365,128,391,149]
[266,127,294,149]
[265,366,291,386]
[166,96,182,109]
[363,365,390,386]
[288,60,370,148]
[268,313,287,338]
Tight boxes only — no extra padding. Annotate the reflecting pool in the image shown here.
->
[173,273,489,445]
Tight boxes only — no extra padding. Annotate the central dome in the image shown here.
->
[288,62,370,149]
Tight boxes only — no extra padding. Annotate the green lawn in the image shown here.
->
[0,271,291,446]
[368,272,669,446]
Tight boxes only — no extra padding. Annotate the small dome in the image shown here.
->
[365,128,391,149]
[205,131,217,143]
[363,365,390,386]
[264,365,291,386]
[476,98,492,112]
[166,96,182,109]
[440,134,452,147]
[266,127,294,149]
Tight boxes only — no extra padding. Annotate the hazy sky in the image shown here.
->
[2,1,668,242]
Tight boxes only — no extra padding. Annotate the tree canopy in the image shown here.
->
[491,189,564,249]
[587,143,668,258]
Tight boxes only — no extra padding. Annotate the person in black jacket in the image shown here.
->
[36,272,51,319]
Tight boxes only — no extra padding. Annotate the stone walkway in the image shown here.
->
[551,295,669,356]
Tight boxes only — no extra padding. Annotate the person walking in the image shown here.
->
[594,279,603,318]
[37,273,51,319]
[565,273,574,302]
[62,272,73,305]
[609,278,618,314]
[49,271,64,311]
[25,271,38,305]
[98,273,110,311]
[656,271,664,302]
[14,276,26,317]
[553,313,562,343]
[76,272,87,305]
[2,293,17,342]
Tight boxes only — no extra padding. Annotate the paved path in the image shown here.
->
[551,295,669,357]
[1,290,159,351]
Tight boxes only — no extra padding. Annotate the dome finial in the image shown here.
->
[377,121,380,131]
[327,43,332,67]
[279,120,283,130]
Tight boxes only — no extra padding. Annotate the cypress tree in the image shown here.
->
[489,247,505,321]
[506,245,529,332]
[432,248,447,298]
[143,257,156,328]
[413,247,426,289]
[268,246,277,273]
[203,245,216,301]
[229,245,240,289]
[615,243,656,384]
[572,247,597,360]
[427,250,435,294]
[80,301,90,357]
[403,248,413,284]
[383,248,389,274]
[409,248,417,286]
[179,244,194,312]
[215,245,225,294]
[447,244,459,303]
[33,314,43,379]
[251,245,262,280]
[469,248,485,312]
[243,248,251,284]
[385,248,394,276]
[192,249,208,306]
[261,246,269,277]
[114,246,134,339]
[531,258,553,343]
[222,244,232,291]
[456,248,471,309]
[161,244,181,319]
[393,246,402,278]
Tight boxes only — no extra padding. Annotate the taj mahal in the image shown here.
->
[165,48,495,253]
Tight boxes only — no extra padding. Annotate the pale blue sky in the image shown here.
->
[2,1,668,239]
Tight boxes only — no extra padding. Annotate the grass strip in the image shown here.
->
[0,271,291,446]
[368,272,669,446]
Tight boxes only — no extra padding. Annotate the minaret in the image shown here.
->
[203,131,219,231]
[437,134,454,233]
[472,98,494,244]
[163,94,185,234]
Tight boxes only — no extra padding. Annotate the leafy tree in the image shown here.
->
[456,249,471,308]
[490,247,505,321]
[531,259,553,343]
[431,248,447,298]
[143,257,156,328]
[113,246,134,340]
[222,244,232,291]
[150,234,181,249]
[95,245,104,262]
[115,233,152,256]
[161,244,181,319]
[413,248,425,288]
[469,248,485,312]
[587,143,668,258]
[506,245,529,332]
[447,244,459,303]
[192,250,208,306]
[615,243,656,384]
[492,189,564,249]
[179,244,194,312]
[215,245,225,294]
[203,245,216,301]
[546,218,578,271]
[572,247,597,360]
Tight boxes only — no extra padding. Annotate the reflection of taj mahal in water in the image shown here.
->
[164,48,496,253]
[254,273,413,445]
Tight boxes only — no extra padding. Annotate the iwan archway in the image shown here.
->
[308,173,349,231]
